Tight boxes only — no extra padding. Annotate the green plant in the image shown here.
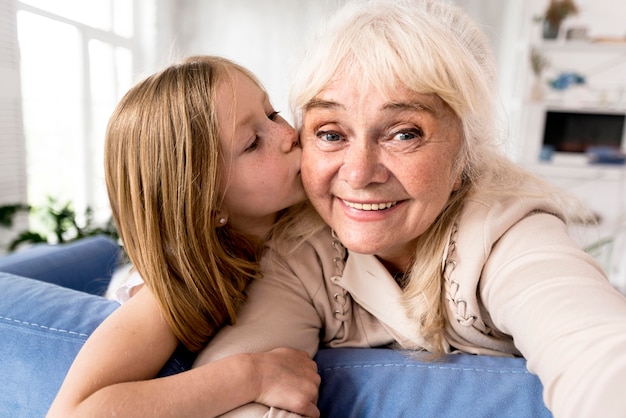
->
[530,47,550,76]
[544,0,579,27]
[0,203,30,228]
[0,197,119,252]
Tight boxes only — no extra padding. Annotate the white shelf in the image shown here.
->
[539,39,626,53]
[526,161,626,181]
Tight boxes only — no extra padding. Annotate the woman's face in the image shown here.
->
[300,78,463,271]
[217,71,305,239]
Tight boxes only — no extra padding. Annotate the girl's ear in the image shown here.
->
[214,210,228,228]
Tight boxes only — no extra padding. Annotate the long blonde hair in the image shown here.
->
[290,0,588,354]
[105,56,267,351]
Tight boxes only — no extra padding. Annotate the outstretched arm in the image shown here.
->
[481,213,626,416]
[47,287,320,418]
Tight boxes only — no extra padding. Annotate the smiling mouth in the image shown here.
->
[342,199,398,211]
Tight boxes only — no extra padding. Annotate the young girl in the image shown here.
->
[47,56,320,417]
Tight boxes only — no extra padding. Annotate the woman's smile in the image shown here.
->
[301,78,463,269]
[340,199,398,211]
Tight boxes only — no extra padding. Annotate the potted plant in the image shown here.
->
[542,0,579,39]
[0,197,119,252]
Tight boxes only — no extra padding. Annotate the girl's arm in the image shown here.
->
[47,287,320,418]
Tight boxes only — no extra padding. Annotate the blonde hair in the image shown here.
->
[290,0,588,354]
[105,56,267,352]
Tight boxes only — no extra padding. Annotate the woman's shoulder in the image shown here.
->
[266,224,336,261]
[455,190,568,256]
[463,189,565,226]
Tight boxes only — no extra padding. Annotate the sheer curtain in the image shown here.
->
[0,0,28,251]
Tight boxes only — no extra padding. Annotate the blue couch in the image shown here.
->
[0,235,120,296]
[0,237,552,417]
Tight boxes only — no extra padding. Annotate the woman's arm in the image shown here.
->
[481,213,626,417]
[195,240,326,366]
[47,287,320,418]
[194,241,327,417]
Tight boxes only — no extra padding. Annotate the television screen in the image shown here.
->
[542,110,625,153]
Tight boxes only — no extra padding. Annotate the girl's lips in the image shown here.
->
[341,199,398,211]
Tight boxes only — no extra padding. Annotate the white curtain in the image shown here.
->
[0,0,28,252]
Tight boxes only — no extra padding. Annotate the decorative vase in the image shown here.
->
[530,76,545,101]
[542,20,560,39]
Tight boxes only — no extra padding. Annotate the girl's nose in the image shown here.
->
[280,126,299,153]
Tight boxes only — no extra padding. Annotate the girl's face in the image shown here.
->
[217,71,305,239]
[300,77,463,272]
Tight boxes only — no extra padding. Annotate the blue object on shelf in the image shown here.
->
[550,72,586,90]
[586,146,626,165]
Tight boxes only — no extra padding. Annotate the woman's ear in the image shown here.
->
[452,169,464,191]
[452,175,462,191]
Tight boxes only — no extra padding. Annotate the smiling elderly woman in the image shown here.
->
[195,1,626,417]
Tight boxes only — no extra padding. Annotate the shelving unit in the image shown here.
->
[515,2,626,291]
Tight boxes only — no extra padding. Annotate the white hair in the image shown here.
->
[291,0,504,180]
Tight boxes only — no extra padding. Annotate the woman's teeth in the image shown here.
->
[342,200,397,211]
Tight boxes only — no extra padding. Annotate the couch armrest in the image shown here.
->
[0,235,120,295]
[315,347,552,417]
[0,272,120,415]
[0,272,194,417]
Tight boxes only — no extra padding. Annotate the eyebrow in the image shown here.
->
[383,100,436,113]
[303,99,343,111]
[303,98,436,114]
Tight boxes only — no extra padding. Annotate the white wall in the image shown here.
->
[152,0,348,118]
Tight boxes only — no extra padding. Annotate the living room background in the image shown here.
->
[1,0,625,271]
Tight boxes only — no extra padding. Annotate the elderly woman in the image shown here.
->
[196,0,626,416]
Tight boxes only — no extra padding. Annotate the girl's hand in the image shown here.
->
[251,347,321,417]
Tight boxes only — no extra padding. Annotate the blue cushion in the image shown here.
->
[315,347,552,417]
[0,272,120,415]
[0,235,120,295]
[0,273,195,416]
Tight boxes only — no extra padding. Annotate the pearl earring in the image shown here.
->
[219,217,227,225]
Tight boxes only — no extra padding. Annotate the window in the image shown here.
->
[16,0,137,229]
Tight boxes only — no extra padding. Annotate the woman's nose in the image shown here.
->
[339,141,389,189]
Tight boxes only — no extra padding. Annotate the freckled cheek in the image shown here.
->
[400,158,456,197]
[300,156,318,194]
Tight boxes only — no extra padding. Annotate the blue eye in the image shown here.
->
[394,129,423,141]
[397,132,415,141]
[318,131,342,142]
